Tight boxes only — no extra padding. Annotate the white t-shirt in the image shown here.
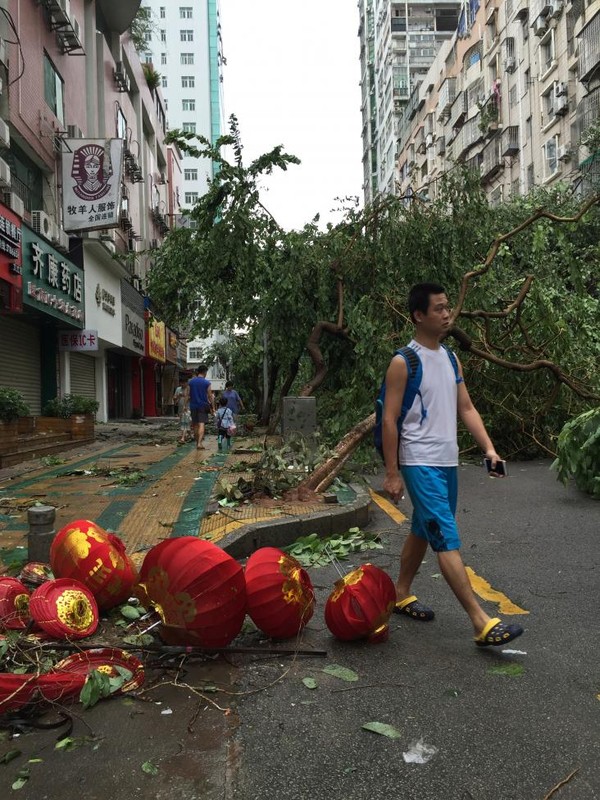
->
[398,340,460,467]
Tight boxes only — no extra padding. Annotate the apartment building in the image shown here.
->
[359,0,461,203]
[0,0,181,421]
[395,0,600,204]
[141,1,224,214]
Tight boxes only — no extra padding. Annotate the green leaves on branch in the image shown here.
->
[552,407,600,498]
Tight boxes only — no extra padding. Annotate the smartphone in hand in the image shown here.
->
[484,458,508,477]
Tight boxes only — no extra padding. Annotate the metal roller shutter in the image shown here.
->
[0,316,41,414]
[70,352,97,399]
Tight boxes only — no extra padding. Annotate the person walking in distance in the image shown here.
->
[186,365,215,450]
[173,377,190,444]
[221,380,244,420]
[382,282,524,648]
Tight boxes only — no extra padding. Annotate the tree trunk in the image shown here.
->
[297,412,375,494]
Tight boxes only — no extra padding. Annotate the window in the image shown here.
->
[184,168,198,180]
[181,53,194,65]
[180,29,194,42]
[180,6,193,18]
[43,54,64,124]
[181,75,195,88]
[542,89,554,125]
[527,163,534,190]
[184,192,199,204]
[189,346,203,359]
[524,68,530,94]
[182,99,195,111]
[182,122,196,133]
[116,107,127,140]
[144,53,152,64]
[540,31,555,76]
[160,6,165,18]
[526,116,532,143]
[543,135,559,178]
[160,29,166,42]
[161,76,167,88]
[509,85,517,107]
[161,53,167,65]
[144,32,152,42]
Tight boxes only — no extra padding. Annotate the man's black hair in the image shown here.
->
[408,282,446,322]
[196,364,208,375]
[225,381,233,389]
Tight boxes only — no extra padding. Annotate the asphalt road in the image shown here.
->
[229,461,600,800]
[1,457,597,800]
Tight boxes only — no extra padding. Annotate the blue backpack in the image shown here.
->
[374,344,462,460]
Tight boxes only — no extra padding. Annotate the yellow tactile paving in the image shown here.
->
[117,447,208,551]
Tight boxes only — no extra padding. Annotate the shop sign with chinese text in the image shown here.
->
[147,314,166,363]
[58,330,99,351]
[62,139,124,233]
[22,226,84,327]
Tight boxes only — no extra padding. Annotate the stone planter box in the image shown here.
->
[0,415,95,454]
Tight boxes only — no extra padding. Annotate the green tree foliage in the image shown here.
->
[552,408,600,498]
[146,121,599,459]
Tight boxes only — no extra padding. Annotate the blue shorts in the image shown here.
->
[400,465,460,552]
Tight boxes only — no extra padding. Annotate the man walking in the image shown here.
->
[186,365,214,450]
[382,282,523,647]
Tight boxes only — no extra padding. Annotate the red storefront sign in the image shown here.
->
[0,203,23,312]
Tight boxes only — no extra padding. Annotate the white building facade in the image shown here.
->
[141,1,225,214]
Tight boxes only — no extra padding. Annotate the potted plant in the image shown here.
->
[42,395,99,438]
[0,387,30,423]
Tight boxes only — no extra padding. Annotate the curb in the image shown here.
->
[218,483,372,559]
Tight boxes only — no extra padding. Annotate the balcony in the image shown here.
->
[481,137,505,181]
[578,12,600,86]
[438,77,457,119]
[501,125,520,156]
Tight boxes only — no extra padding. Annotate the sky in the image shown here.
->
[218,0,364,231]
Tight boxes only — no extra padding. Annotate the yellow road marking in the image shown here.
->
[466,566,529,615]
[368,489,408,524]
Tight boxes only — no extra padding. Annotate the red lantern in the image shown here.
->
[54,648,144,694]
[138,537,246,648]
[0,673,38,713]
[50,519,138,609]
[0,671,87,714]
[0,577,31,630]
[19,562,53,588]
[244,547,315,639]
[325,564,396,643]
[29,578,99,639]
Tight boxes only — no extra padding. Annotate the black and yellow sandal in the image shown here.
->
[393,595,435,621]
[474,617,524,647]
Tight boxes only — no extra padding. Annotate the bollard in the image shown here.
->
[27,505,56,563]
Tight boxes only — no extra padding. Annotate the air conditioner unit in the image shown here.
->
[557,145,571,162]
[533,15,548,36]
[3,192,24,217]
[426,133,434,148]
[32,210,53,239]
[0,157,10,188]
[114,62,130,93]
[58,0,71,18]
[548,0,563,18]
[55,229,70,253]
[72,17,81,41]
[99,229,116,243]
[0,118,9,148]
[67,124,83,139]
[553,82,567,98]
[554,95,568,115]
[504,56,516,73]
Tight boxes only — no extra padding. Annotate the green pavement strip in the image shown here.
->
[170,452,228,538]
[0,445,132,494]
[96,445,198,531]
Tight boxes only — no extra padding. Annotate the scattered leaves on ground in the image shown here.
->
[487,663,525,677]
[322,664,359,682]
[362,722,402,739]
[302,677,318,689]
[284,529,383,567]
